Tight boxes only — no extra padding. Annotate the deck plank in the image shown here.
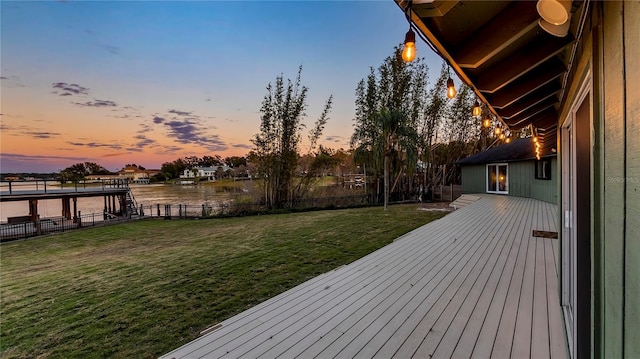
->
[449,196,529,358]
[160,195,568,359]
[509,203,537,358]
[546,237,569,359]
[532,235,551,358]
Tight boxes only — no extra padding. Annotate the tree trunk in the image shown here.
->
[384,154,389,211]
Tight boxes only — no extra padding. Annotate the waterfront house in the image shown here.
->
[180,166,231,181]
[457,137,557,203]
[117,166,159,183]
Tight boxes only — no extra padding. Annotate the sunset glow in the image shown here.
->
[1,1,442,173]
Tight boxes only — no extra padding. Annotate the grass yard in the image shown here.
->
[0,204,447,358]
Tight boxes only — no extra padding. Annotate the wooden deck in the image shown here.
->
[161,195,568,359]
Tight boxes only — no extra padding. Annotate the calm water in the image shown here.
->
[0,183,237,223]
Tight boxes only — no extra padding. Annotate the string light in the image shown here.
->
[402,29,416,62]
[483,118,491,128]
[472,101,482,117]
[401,2,416,63]
[495,126,502,135]
[446,76,456,99]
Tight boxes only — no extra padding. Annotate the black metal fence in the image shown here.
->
[0,212,132,242]
[138,194,377,219]
[1,194,377,242]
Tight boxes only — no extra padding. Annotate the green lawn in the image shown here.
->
[0,205,447,358]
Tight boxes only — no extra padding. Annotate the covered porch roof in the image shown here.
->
[396,0,589,152]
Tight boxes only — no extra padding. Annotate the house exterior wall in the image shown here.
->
[460,158,557,204]
[460,165,485,194]
[597,2,639,357]
[558,2,640,357]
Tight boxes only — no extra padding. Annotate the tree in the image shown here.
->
[224,156,247,168]
[351,47,426,208]
[59,162,111,181]
[251,66,333,208]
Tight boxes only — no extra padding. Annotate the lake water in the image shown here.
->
[0,183,238,223]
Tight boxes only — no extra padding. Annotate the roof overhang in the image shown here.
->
[395,0,589,152]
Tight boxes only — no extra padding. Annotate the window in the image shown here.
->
[535,158,552,180]
[487,163,508,194]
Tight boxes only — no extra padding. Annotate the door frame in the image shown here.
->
[560,70,592,359]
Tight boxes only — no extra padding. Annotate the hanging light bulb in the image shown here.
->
[533,136,539,143]
[495,126,502,135]
[472,101,482,117]
[402,28,416,62]
[505,137,511,143]
[446,77,456,99]
[500,133,506,140]
[482,118,491,128]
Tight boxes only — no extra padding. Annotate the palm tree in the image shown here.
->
[375,109,419,210]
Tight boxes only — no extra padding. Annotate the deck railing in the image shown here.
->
[0,179,130,195]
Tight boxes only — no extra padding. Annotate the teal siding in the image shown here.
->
[461,165,485,194]
[460,157,557,204]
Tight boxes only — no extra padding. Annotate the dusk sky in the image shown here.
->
[1,0,443,173]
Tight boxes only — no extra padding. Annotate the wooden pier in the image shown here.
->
[1,180,136,224]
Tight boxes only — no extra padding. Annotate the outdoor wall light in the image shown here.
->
[539,15,571,37]
[402,28,417,62]
[446,77,456,99]
[536,0,571,25]
[472,101,482,117]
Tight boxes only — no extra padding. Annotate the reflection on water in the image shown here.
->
[0,183,237,223]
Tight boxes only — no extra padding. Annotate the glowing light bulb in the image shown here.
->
[500,133,506,140]
[402,29,416,62]
[533,136,538,143]
[446,78,456,99]
[495,127,502,135]
[483,118,491,128]
[472,101,482,117]
[506,138,511,143]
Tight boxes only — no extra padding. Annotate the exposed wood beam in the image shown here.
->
[413,0,459,17]
[497,83,560,119]
[505,99,557,127]
[455,1,539,69]
[476,35,573,93]
[531,111,559,128]
[487,58,566,109]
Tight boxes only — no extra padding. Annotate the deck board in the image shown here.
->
[160,195,567,359]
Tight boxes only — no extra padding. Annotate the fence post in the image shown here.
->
[78,211,82,228]
[157,204,160,217]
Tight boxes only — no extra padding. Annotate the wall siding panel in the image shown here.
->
[460,158,557,204]
[602,2,625,357]
[461,165,485,194]
[624,1,640,357]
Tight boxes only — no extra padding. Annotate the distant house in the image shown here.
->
[456,138,557,204]
[180,166,231,181]
[85,174,120,181]
[117,166,160,183]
